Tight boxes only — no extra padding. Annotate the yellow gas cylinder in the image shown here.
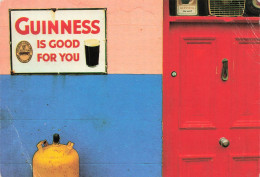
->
[33,134,79,177]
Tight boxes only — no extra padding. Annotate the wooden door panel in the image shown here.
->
[179,37,217,129]
[231,155,260,177]
[231,38,260,129]
[180,155,215,177]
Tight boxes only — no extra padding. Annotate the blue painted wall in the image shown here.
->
[0,75,162,177]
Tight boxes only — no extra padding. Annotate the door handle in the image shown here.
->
[219,137,230,148]
[221,58,228,81]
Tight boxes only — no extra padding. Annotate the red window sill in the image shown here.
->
[167,16,260,24]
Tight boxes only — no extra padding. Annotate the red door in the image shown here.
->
[163,22,260,177]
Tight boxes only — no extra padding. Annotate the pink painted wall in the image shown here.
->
[0,0,162,74]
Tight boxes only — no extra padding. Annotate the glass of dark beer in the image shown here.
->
[84,39,100,67]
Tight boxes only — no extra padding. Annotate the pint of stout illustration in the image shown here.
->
[84,39,100,67]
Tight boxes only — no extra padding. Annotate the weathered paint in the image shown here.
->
[0,0,162,74]
[0,75,162,177]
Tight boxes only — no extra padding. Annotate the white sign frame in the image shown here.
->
[9,8,107,74]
